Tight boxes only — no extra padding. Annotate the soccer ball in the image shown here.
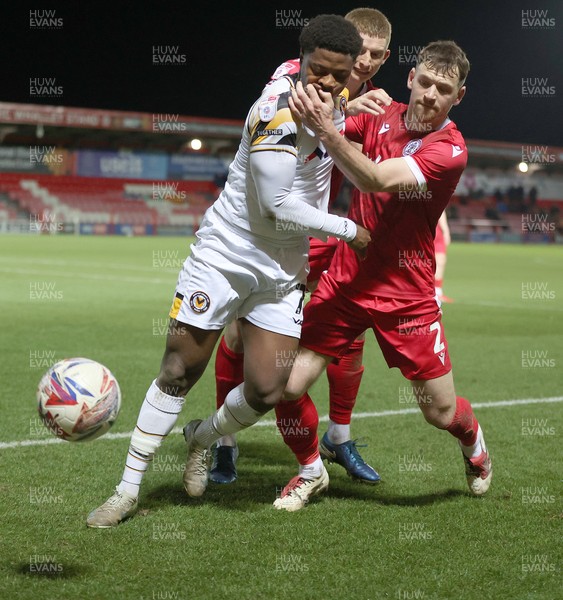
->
[37,357,121,442]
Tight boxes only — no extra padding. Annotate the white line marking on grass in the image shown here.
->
[0,266,174,285]
[0,256,162,273]
[2,396,561,450]
[454,300,563,312]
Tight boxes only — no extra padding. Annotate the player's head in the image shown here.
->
[345,8,392,86]
[406,40,470,129]
[299,14,363,98]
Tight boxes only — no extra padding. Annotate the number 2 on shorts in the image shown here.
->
[429,321,445,354]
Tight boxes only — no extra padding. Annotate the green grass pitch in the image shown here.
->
[0,235,561,600]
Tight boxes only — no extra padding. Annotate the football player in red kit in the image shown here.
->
[273,40,492,511]
[211,8,392,486]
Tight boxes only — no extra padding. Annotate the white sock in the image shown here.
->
[327,420,351,445]
[194,383,263,448]
[117,380,184,497]
[217,435,237,447]
[299,456,324,480]
[435,286,443,297]
[460,425,487,459]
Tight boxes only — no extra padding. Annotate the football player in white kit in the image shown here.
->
[87,14,370,527]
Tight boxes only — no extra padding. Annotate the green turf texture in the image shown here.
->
[0,236,561,600]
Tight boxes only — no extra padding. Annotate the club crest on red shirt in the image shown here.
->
[402,139,422,156]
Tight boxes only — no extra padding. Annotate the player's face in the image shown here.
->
[348,34,390,87]
[406,63,466,129]
[300,48,355,99]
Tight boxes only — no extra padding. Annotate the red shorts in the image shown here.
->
[434,225,446,255]
[301,273,452,381]
[307,237,339,284]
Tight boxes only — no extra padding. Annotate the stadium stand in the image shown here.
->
[0,102,561,242]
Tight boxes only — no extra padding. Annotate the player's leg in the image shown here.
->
[322,331,381,483]
[273,347,332,511]
[211,320,244,484]
[88,215,244,526]
[374,303,491,495]
[412,372,492,495]
[87,321,222,527]
[274,274,371,510]
[183,319,301,497]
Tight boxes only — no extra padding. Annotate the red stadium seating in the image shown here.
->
[0,174,220,228]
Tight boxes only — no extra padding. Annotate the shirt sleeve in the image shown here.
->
[248,90,298,156]
[344,113,365,143]
[409,138,468,187]
[249,151,357,242]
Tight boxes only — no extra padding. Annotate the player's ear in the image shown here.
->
[407,68,415,89]
[453,85,466,106]
[382,48,391,64]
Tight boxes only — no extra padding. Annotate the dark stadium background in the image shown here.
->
[2,0,562,146]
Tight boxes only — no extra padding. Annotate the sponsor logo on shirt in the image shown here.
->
[402,139,422,156]
[451,144,464,157]
[256,129,283,136]
[378,123,390,134]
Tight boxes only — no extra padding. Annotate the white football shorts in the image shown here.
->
[169,207,309,338]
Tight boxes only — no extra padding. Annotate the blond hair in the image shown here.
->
[345,8,392,45]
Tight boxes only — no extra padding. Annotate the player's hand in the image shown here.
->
[289,81,336,138]
[347,224,371,259]
[346,89,392,117]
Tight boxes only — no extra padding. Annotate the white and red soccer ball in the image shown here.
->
[37,358,121,442]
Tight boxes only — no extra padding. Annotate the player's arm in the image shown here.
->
[289,82,419,193]
[249,150,370,252]
[247,87,370,253]
[438,211,451,245]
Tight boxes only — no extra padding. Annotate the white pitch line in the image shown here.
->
[454,300,563,313]
[0,266,174,285]
[1,395,561,451]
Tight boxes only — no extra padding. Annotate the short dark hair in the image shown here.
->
[417,41,470,87]
[299,14,363,60]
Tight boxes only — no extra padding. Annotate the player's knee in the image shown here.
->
[420,402,455,429]
[158,352,206,397]
[244,380,285,410]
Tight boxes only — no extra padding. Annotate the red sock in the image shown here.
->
[275,393,319,465]
[215,336,244,409]
[446,396,479,446]
[435,278,443,288]
[327,337,365,424]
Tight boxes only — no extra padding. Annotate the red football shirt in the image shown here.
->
[329,101,467,301]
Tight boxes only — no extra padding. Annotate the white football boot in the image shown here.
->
[182,419,210,497]
[273,465,329,512]
[86,488,138,528]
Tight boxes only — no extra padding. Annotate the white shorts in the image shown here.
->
[169,208,309,338]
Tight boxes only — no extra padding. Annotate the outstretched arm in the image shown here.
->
[249,149,371,255]
[289,81,420,194]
